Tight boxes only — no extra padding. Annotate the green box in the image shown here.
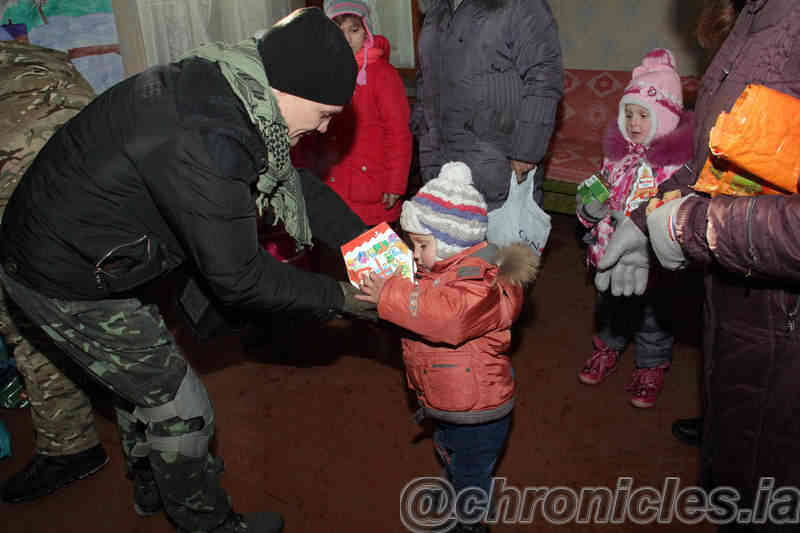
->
[577,174,610,204]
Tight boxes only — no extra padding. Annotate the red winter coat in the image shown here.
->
[378,242,538,424]
[292,35,411,225]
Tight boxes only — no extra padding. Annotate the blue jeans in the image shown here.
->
[595,290,673,368]
[433,414,511,499]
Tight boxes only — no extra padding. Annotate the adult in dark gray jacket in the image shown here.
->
[0,8,373,533]
[598,1,800,529]
[411,0,563,209]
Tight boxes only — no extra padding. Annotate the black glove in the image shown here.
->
[338,281,378,322]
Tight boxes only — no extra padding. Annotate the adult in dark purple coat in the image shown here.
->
[599,1,800,529]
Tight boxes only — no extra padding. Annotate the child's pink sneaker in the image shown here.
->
[578,336,620,385]
[626,363,670,408]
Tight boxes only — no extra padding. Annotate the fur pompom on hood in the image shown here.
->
[497,243,540,286]
[603,110,695,168]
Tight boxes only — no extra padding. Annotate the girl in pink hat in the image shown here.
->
[576,48,695,408]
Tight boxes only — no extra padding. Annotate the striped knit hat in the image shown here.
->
[400,161,488,261]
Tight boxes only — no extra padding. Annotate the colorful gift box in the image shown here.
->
[341,222,415,288]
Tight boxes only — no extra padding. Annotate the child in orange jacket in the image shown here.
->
[358,162,538,532]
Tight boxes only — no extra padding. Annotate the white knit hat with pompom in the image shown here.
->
[400,161,488,260]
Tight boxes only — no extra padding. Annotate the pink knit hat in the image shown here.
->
[618,48,683,145]
[324,0,374,86]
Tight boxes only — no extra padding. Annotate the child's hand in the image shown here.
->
[382,193,400,209]
[355,272,387,304]
[511,159,535,181]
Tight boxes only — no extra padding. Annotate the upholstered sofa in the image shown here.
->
[541,69,699,214]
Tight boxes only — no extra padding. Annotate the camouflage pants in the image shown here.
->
[0,267,232,531]
[0,279,99,455]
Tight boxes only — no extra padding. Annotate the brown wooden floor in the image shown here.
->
[0,213,712,532]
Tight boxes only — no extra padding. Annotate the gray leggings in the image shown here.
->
[594,290,673,368]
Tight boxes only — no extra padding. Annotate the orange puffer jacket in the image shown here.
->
[378,242,538,424]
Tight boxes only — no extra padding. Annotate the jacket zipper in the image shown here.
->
[94,234,149,287]
[745,198,757,277]
[781,294,800,333]
[744,198,800,332]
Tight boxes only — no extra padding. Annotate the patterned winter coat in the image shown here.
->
[292,35,411,225]
[579,112,693,267]
[631,0,800,513]
[378,242,538,424]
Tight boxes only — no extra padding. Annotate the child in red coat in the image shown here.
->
[292,1,412,226]
[358,162,539,533]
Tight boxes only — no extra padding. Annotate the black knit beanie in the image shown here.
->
[258,7,357,106]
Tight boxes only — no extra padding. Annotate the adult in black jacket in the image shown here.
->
[0,8,371,533]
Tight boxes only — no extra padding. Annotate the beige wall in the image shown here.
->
[550,0,706,75]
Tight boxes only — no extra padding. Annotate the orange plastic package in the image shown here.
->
[707,84,800,194]
[692,156,783,197]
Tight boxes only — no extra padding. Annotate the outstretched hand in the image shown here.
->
[382,193,401,210]
[355,271,387,304]
[338,281,378,322]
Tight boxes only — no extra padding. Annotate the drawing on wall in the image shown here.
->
[0,0,124,94]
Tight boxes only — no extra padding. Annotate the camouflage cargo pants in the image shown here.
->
[0,279,99,455]
[1,40,99,457]
[0,267,232,531]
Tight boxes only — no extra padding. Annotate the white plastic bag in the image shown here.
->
[487,169,551,255]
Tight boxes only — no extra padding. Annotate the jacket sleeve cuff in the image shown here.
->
[675,195,712,266]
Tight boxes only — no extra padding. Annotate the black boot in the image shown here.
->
[128,458,163,516]
[1,444,108,503]
[672,417,703,446]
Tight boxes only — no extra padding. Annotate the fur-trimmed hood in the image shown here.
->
[432,241,540,285]
[603,110,695,167]
[418,0,505,14]
[497,243,540,285]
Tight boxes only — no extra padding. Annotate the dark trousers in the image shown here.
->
[0,267,232,531]
[434,414,511,498]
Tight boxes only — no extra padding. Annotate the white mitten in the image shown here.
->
[595,217,649,296]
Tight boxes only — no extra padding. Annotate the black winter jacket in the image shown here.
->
[1,58,365,314]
